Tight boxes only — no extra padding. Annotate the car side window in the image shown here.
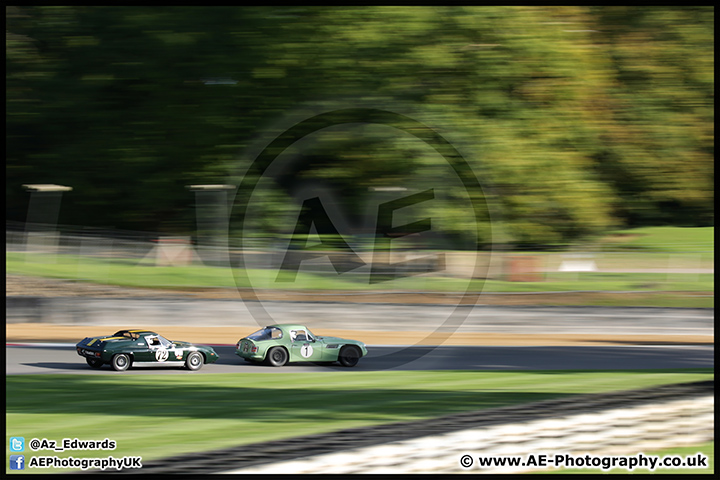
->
[147,336,161,347]
[291,330,309,342]
[113,330,131,339]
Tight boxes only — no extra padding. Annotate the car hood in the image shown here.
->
[173,341,215,352]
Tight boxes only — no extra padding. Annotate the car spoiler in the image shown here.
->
[79,336,126,348]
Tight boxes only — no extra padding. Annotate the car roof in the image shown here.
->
[116,329,158,335]
[267,324,309,331]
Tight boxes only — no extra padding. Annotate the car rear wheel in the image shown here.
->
[266,347,288,367]
[338,346,361,367]
[111,353,130,371]
[185,351,203,371]
[86,357,103,368]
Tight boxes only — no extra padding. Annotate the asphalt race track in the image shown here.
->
[6,343,714,375]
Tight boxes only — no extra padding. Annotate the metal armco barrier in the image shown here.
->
[99,380,712,474]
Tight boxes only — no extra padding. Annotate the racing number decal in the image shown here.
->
[300,344,313,358]
[155,348,169,362]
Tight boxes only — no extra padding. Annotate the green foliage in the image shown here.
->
[6,7,714,245]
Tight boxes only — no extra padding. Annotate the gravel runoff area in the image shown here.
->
[5,274,714,346]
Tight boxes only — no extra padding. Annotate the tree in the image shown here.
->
[6,7,714,246]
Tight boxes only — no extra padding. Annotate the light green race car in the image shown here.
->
[235,324,368,367]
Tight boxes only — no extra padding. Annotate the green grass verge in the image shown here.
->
[599,226,714,254]
[6,252,714,293]
[6,370,713,473]
[7,224,714,307]
[7,255,714,307]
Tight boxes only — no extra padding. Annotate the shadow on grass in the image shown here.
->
[6,370,712,425]
[6,375,573,423]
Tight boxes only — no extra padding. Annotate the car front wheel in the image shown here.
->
[185,351,203,371]
[266,347,288,367]
[111,353,130,371]
[86,357,103,368]
[338,346,361,367]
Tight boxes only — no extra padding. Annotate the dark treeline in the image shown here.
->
[6,6,714,247]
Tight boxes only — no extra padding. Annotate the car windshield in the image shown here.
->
[247,327,283,341]
[146,335,172,347]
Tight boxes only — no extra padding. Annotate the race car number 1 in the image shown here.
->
[155,348,169,362]
[300,344,313,358]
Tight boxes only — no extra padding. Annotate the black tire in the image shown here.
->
[266,347,288,367]
[86,357,103,368]
[338,346,361,367]
[111,353,130,372]
[185,351,203,371]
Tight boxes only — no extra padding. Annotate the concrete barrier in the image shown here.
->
[5,297,714,338]
[224,394,714,474]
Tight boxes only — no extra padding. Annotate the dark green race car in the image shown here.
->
[235,324,368,367]
[76,329,219,371]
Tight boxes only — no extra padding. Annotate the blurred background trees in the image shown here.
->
[6,6,714,248]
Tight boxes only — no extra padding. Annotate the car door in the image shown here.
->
[132,335,154,362]
[288,329,323,362]
[141,334,172,363]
